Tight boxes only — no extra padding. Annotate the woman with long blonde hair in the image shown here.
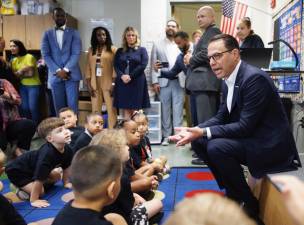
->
[113,26,150,119]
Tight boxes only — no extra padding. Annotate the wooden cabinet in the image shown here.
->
[2,14,77,49]
[3,15,26,45]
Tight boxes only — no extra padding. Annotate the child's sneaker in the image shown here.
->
[16,189,30,201]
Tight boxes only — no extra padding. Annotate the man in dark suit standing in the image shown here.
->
[184,6,222,126]
[41,7,82,115]
[170,34,301,224]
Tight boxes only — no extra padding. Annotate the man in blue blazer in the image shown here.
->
[170,34,301,224]
[41,7,82,114]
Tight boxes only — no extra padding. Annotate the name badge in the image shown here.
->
[96,67,102,77]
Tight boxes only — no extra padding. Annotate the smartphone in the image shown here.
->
[267,175,283,192]
[161,62,169,68]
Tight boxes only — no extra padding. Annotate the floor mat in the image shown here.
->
[1,167,223,224]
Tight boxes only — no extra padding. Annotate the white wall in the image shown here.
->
[58,0,141,50]
[141,0,169,46]
[238,0,273,47]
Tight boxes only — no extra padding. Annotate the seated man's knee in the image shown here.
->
[206,139,226,159]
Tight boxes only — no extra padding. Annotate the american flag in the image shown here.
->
[220,0,248,37]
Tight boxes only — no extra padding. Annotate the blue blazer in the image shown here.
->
[199,61,301,178]
[41,27,82,84]
[159,53,187,80]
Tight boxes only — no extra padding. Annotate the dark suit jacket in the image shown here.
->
[159,53,187,79]
[199,61,301,178]
[187,24,222,92]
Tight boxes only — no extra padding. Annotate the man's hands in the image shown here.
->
[56,69,70,80]
[153,60,163,71]
[152,83,160,94]
[121,74,131,84]
[183,52,192,65]
[169,127,204,146]
[30,199,50,208]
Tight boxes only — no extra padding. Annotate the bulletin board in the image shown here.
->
[274,0,302,94]
[278,0,302,62]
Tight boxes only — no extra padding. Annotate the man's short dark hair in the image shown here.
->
[209,34,240,51]
[70,145,122,196]
[53,7,66,15]
[175,31,189,40]
[58,107,75,115]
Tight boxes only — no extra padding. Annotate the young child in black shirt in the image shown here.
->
[115,119,158,194]
[91,129,163,225]
[59,107,85,147]
[52,145,126,225]
[73,113,104,153]
[5,117,73,208]
[131,111,169,175]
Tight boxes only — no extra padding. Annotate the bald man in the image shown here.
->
[184,6,222,126]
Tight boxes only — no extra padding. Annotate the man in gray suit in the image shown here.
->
[150,20,185,146]
[184,6,222,125]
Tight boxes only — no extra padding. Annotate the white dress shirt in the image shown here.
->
[55,24,66,50]
[225,60,241,112]
[164,38,180,70]
[205,60,242,139]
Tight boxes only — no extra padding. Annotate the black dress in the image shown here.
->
[240,34,264,48]
[113,47,150,109]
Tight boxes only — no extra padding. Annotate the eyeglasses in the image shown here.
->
[208,49,233,62]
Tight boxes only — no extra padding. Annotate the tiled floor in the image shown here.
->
[152,143,198,167]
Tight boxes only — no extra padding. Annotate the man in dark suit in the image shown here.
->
[41,7,82,115]
[184,6,222,126]
[170,34,301,224]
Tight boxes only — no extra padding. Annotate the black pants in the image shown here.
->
[0,119,36,151]
[191,137,259,215]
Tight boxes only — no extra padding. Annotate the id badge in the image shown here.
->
[96,67,102,77]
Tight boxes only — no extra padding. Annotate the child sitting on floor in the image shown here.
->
[91,129,163,225]
[73,112,104,153]
[0,149,6,192]
[164,193,256,225]
[5,117,73,208]
[59,107,85,147]
[115,119,159,194]
[131,111,169,175]
[52,145,126,225]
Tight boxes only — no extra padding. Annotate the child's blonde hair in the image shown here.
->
[164,193,256,225]
[90,129,127,159]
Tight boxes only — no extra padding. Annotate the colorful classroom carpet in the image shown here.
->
[1,167,224,224]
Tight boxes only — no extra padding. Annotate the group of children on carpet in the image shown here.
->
[0,108,170,225]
